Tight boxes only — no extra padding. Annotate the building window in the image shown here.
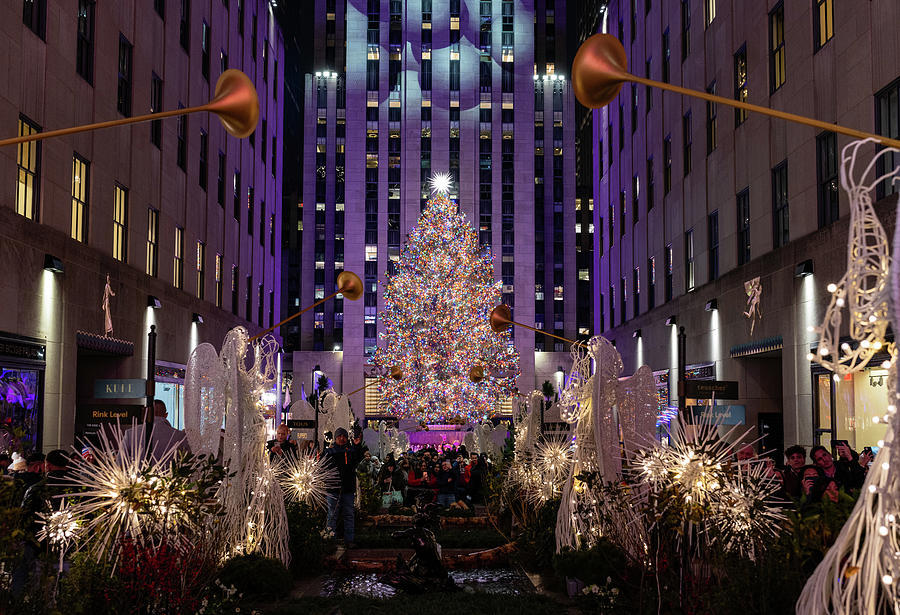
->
[196,241,205,299]
[220,49,228,73]
[76,0,94,84]
[112,185,127,262]
[772,161,789,248]
[146,208,159,277]
[875,78,900,200]
[23,0,47,39]
[706,81,717,153]
[117,35,132,116]
[231,265,238,315]
[682,111,692,175]
[199,130,208,190]
[618,104,624,151]
[247,186,254,235]
[817,132,839,227]
[646,157,654,211]
[619,191,626,237]
[257,284,264,326]
[680,0,690,62]
[647,256,656,310]
[150,74,162,147]
[215,254,222,307]
[174,227,184,289]
[154,0,164,18]
[663,136,672,194]
[705,0,715,27]
[662,29,670,83]
[685,229,695,292]
[814,0,834,51]
[769,3,785,93]
[734,45,748,126]
[632,176,640,224]
[233,170,241,221]
[609,285,616,327]
[270,213,275,256]
[708,211,719,281]
[179,0,190,51]
[15,116,41,220]
[245,275,252,320]
[217,152,226,205]
[620,277,627,322]
[633,268,640,318]
[737,188,751,265]
[176,106,186,170]
[201,22,210,81]
[664,243,673,302]
[70,154,89,242]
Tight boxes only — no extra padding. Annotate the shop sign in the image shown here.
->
[286,419,316,429]
[94,379,146,399]
[683,379,739,400]
[75,404,145,440]
[693,404,745,425]
[0,335,45,363]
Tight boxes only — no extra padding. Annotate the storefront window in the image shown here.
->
[815,366,889,449]
[156,381,185,430]
[0,367,41,453]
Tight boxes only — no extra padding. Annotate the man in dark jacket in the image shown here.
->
[811,444,866,491]
[435,459,459,507]
[322,427,364,547]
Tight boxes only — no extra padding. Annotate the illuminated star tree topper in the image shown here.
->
[372,173,520,423]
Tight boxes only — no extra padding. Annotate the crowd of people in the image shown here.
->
[739,440,874,507]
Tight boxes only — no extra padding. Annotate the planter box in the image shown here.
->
[566,576,585,597]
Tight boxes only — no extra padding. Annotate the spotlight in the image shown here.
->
[192,313,204,324]
[632,329,642,338]
[794,259,814,277]
[665,315,677,327]
[704,299,718,311]
[147,295,162,309]
[43,254,64,274]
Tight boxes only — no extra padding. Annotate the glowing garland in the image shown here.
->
[372,187,520,423]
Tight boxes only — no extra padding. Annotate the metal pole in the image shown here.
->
[145,325,157,452]
[677,326,687,422]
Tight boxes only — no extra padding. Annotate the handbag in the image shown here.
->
[381,487,403,508]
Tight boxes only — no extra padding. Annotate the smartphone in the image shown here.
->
[862,446,873,455]
[831,439,849,451]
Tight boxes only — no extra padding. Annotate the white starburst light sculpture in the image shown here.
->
[275,453,338,509]
[429,171,453,195]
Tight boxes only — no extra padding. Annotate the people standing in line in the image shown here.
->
[323,427,364,548]
[267,424,299,463]
[122,399,191,462]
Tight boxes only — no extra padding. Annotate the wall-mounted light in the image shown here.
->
[632,329,642,338]
[147,295,162,309]
[665,315,677,327]
[192,313,204,324]
[794,259,814,277]
[705,299,718,312]
[43,254,64,274]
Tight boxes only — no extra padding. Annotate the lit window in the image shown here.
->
[70,154,89,242]
[16,117,41,220]
[113,185,128,262]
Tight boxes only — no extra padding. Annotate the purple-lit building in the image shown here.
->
[287,0,584,418]
[0,0,284,451]
[592,0,899,455]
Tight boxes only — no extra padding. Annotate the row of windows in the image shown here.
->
[26,1,277,106]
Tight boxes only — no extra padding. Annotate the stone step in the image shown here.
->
[326,543,517,572]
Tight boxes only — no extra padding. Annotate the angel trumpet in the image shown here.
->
[0,69,259,148]
[489,304,578,345]
[572,34,900,149]
[345,366,403,397]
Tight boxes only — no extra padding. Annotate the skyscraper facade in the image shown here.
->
[289,0,580,417]
[0,0,284,451]
[593,0,899,454]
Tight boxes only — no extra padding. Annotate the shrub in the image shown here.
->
[285,502,335,577]
[217,552,291,599]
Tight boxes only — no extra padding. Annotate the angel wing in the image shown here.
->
[184,343,226,457]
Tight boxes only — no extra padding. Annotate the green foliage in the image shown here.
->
[553,538,628,588]
[0,477,25,561]
[57,554,124,615]
[217,553,291,600]
[285,502,335,577]
[515,496,560,571]
[541,381,555,401]
[356,470,382,515]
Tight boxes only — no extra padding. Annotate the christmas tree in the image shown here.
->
[372,173,520,423]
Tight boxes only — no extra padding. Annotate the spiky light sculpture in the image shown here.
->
[275,453,338,509]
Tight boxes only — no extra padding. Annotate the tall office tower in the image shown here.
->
[290,0,577,418]
[593,0,900,455]
[0,0,284,451]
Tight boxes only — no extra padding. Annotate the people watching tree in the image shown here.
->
[810,444,866,491]
[323,427,364,548]
[267,424,299,463]
[782,445,807,498]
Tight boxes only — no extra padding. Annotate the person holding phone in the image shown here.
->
[811,443,865,491]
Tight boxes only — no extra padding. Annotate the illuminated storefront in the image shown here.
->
[813,356,891,450]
